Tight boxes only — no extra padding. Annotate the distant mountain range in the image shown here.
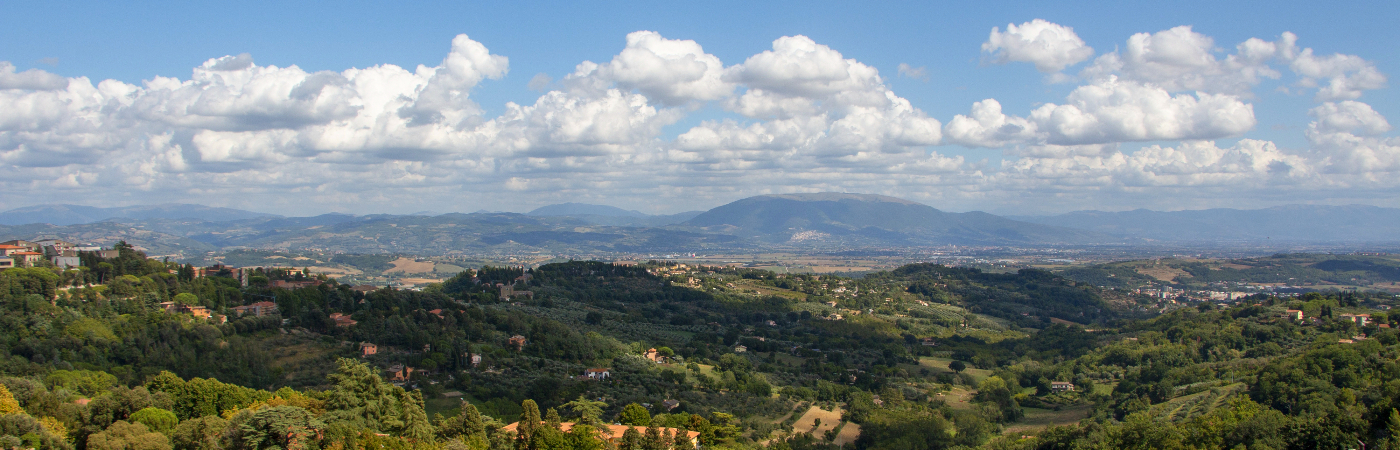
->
[1010,204,1400,242]
[527,202,704,227]
[528,203,649,218]
[684,193,1110,245]
[2,196,1398,258]
[0,203,278,226]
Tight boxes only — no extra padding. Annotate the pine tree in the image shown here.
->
[1388,409,1400,446]
[565,396,607,426]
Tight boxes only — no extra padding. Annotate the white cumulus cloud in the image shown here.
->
[0,62,69,90]
[945,77,1256,147]
[1288,44,1388,101]
[1306,101,1400,175]
[586,31,732,104]
[1080,26,1287,95]
[675,35,942,170]
[982,19,1094,73]
[943,99,1038,148]
[0,26,1395,215]
[1029,76,1256,145]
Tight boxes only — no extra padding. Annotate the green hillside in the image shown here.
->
[1059,253,1400,292]
[1,245,1398,449]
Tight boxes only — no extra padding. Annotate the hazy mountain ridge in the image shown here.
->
[4,198,1398,258]
[528,202,705,227]
[528,202,649,218]
[683,193,1115,245]
[1010,204,1400,242]
[17,212,738,257]
[0,221,217,256]
[0,203,279,225]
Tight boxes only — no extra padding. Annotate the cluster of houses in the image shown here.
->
[231,301,279,317]
[1283,309,1387,343]
[1283,309,1384,327]
[154,299,283,324]
[0,239,114,269]
[159,301,212,319]
[161,299,286,324]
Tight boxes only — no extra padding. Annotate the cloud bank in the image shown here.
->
[0,22,1394,215]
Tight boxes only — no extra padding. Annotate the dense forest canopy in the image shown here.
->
[1,244,1398,449]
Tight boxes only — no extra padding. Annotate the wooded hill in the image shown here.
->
[1058,253,1400,292]
[1,246,1398,449]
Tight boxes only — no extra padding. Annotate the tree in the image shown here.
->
[86,386,174,431]
[643,425,667,450]
[1387,409,1400,448]
[619,427,643,450]
[516,399,542,450]
[170,416,229,450]
[88,421,172,450]
[686,416,714,445]
[948,360,967,374]
[0,384,19,415]
[973,376,1022,423]
[618,403,651,427]
[322,358,432,439]
[564,396,606,426]
[147,372,263,421]
[172,293,199,306]
[238,405,324,450]
[671,428,692,450]
[129,407,178,435]
[545,408,564,430]
[563,424,603,450]
[456,402,486,438]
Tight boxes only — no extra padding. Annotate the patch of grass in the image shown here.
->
[1002,405,1093,437]
[919,357,992,383]
[936,386,978,411]
[435,264,466,274]
[424,397,463,419]
[1150,383,1247,421]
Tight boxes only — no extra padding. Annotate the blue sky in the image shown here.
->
[1,1,1397,215]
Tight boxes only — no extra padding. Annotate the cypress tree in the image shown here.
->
[517,399,542,450]
[546,408,562,430]
[462,402,485,437]
[643,426,666,450]
[672,428,691,450]
[619,427,643,450]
